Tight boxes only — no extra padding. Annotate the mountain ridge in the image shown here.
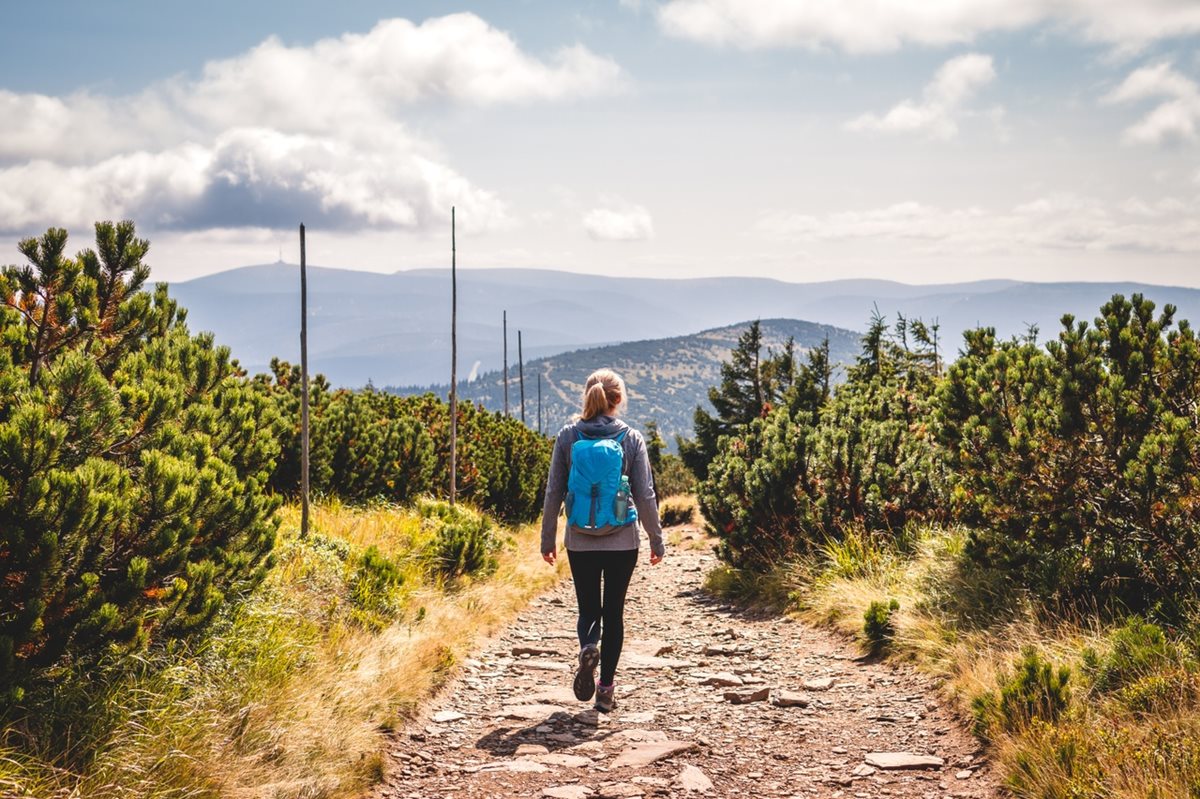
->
[169,263,1200,387]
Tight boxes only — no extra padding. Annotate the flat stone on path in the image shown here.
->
[543,786,594,799]
[431,710,465,723]
[804,677,835,691]
[514,645,561,656]
[723,687,770,705]
[675,764,714,793]
[699,672,742,687]
[534,753,593,768]
[864,752,946,770]
[772,689,812,707]
[612,740,697,768]
[502,703,565,720]
[516,743,551,756]
[596,782,645,798]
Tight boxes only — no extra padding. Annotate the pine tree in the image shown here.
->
[680,321,795,479]
[0,222,281,702]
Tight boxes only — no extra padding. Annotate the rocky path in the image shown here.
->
[379,534,999,799]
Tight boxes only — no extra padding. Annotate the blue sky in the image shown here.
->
[2,1,1200,285]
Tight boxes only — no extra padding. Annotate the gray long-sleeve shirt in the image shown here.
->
[540,415,666,557]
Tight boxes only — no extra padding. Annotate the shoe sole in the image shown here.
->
[594,698,616,714]
[573,648,600,701]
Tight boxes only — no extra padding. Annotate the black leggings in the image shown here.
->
[567,549,638,685]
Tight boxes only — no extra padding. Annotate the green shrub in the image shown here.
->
[1115,669,1200,717]
[0,223,280,704]
[938,295,1200,611]
[653,453,695,499]
[699,313,946,570]
[1082,617,1180,694]
[425,512,499,580]
[262,377,551,524]
[863,599,900,654]
[659,497,696,527]
[974,647,1071,737]
[349,546,406,629]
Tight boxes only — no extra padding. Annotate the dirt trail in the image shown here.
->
[379,530,999,799]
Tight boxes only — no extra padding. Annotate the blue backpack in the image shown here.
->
[565,428,638,530]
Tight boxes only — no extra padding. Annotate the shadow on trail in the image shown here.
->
[473,711,620,757]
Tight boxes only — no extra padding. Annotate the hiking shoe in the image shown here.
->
[573,644,600,701]
[594,683,616,714]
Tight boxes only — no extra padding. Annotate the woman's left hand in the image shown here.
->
[542,551,557,565]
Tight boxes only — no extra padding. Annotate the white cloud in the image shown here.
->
[657,0,1200,54]
[0,127,510,234]
[0,13,622,234]
[583,202,655,241]
[756,192,1200,255]
[1104,62,1200,146]
[847,53,995,140]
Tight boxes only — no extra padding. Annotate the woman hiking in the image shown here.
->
[541,368,666,714]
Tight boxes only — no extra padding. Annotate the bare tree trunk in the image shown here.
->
[299,224,310,538]
[518,330,526,425]
[449,208,458,506]
[503,310,509,417]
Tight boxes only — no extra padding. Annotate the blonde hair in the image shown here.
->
[580,368,626,420]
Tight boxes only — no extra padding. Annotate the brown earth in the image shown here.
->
[377,529,1001,799]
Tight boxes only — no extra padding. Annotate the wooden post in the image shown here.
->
[518,330,526,425]
[299,223,310,538]
[537,372,543,435]
[449,208,458,505]
[503,310,509,418]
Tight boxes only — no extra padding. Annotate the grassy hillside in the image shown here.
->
[394,318,862,446]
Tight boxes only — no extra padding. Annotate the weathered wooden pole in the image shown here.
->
[299,223,310,537]
[537,372,543,435]
[503,310,509,417]
[518,330,526,425]
[449,207,458,506]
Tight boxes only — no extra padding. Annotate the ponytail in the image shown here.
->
[579,368,627,420]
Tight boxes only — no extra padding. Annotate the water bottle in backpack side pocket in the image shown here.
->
[614,475,631,523]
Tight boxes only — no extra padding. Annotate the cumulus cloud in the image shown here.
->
[583,202,655,241]
[756,192,1200,255]
[0,13,622,234]
[657,0,1200,54]
[847,53,995,140]
[0,128,509,234]
[1103,62,1200,146]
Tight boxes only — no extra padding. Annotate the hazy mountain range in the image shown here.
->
[171,263,1200,388]
[393,319,863,447]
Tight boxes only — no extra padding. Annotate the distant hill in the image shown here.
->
[391,319,863,448]
[170,263,1200,387]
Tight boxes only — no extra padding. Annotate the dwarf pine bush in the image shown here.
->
[0,223,280,703]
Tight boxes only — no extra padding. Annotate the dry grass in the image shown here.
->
[787,526,1200,799]
[0,499,562,799]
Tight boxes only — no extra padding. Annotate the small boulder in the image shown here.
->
[772,690,812,708]
[723,687,770,705]
[675,764,714,793]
